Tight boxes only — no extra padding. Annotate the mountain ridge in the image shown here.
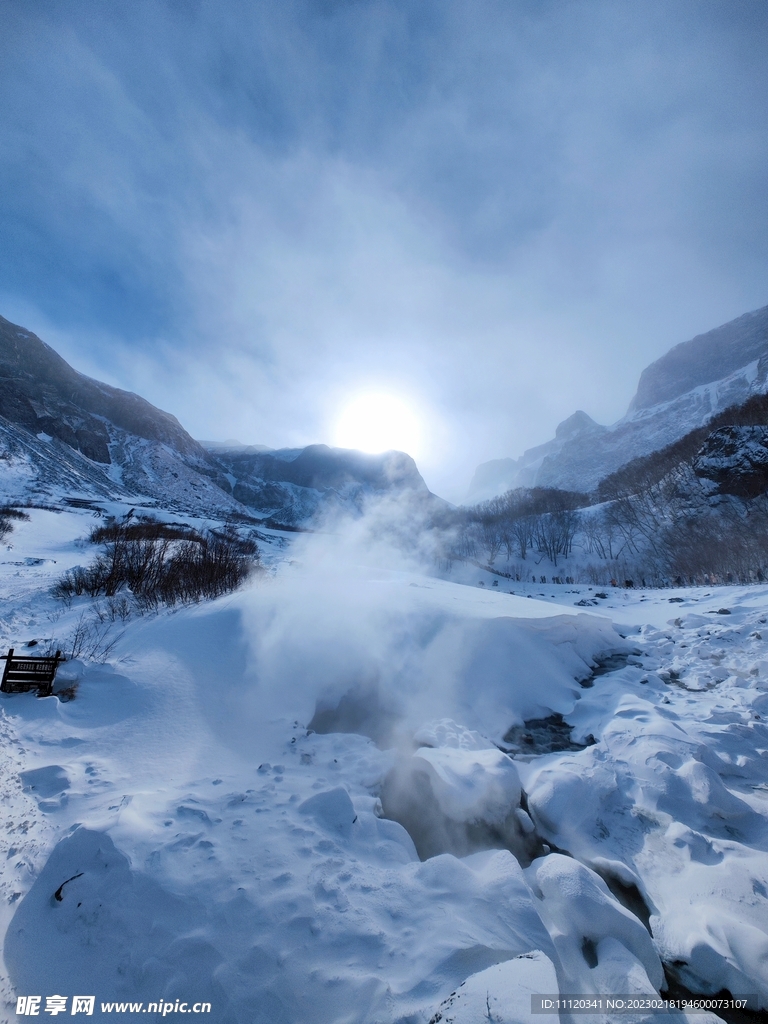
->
[0,314,435,520]
[630,305,768,412]
[467,303,768,503]
[0,314,204,463]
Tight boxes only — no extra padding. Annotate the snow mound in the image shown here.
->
[298,786,357,838]
[429,949,558,1023]
[4,828,227,1013]
[412,745,522,824]
[530,854,664,993]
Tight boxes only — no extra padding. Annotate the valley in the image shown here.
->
[1,308,768,1023]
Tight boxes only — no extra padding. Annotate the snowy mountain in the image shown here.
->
[204,442,433,524]
[0,314,434,521]
[0,314,239,513]
[468,304,768,502]
[468,410,607,503]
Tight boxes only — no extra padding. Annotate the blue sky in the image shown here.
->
[1,0,767,499]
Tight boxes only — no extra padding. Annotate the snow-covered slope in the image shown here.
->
[1,508,766,1021]
[0,414,246,516]
[0,315,241,514]
[468,304,768,502]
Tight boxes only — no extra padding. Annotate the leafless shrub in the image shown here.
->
[455,488,589,568]
[657,501,768,585]
[580,509,619,560]
[584,563,609,586]
[107,596,132,622]
[53,516,260,608]
[0,505,29,539]
[510,515,536,560]
[89,517,201,545]
[67,612,89,659]
[66,611,124,662]
[0,506,30,521]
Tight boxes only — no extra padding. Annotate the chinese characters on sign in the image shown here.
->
[15,996,94,1016]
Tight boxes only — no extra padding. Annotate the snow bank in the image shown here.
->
[521,604,768,1008]
[3,509,768,1021]
[412,745,522,822]
[5,827,227,1012]
[529,854,663,993]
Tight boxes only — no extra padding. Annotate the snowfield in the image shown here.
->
[1,508,767,1023]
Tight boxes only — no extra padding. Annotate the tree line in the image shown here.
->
[438,391,768,587]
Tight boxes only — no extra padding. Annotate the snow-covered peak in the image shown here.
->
[629,303,768,412]
[554,409,605,440]
[468,303,768,501]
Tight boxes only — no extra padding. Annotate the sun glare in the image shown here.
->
[334,393,423,457]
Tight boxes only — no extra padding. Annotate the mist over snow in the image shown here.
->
[1,493,768,1021]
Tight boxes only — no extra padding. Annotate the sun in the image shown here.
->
[333,392,423,457]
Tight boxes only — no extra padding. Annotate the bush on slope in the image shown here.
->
[52,516,259,608]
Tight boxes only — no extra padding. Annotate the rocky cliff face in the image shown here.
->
[468,304,768,502]
[693,425,768,499]
[0,314,237,511]
[630,305,768,411]
[0,315,205,463]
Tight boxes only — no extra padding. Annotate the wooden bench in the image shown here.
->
[1,648,62,696]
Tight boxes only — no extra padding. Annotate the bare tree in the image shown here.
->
[534,509,580,566]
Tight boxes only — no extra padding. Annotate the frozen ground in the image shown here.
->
[0,508,767,1023]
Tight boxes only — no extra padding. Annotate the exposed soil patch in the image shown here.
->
[500,713,592,756]
[580,650,644,689]
[307,683,400,748]
[662,966,763,1024]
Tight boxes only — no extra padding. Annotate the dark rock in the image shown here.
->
[693,424,768,498]
[218,444,428,495]
[213,443,435,519]
[501,713,587,755]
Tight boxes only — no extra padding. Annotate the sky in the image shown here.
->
[1,0,767,501]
